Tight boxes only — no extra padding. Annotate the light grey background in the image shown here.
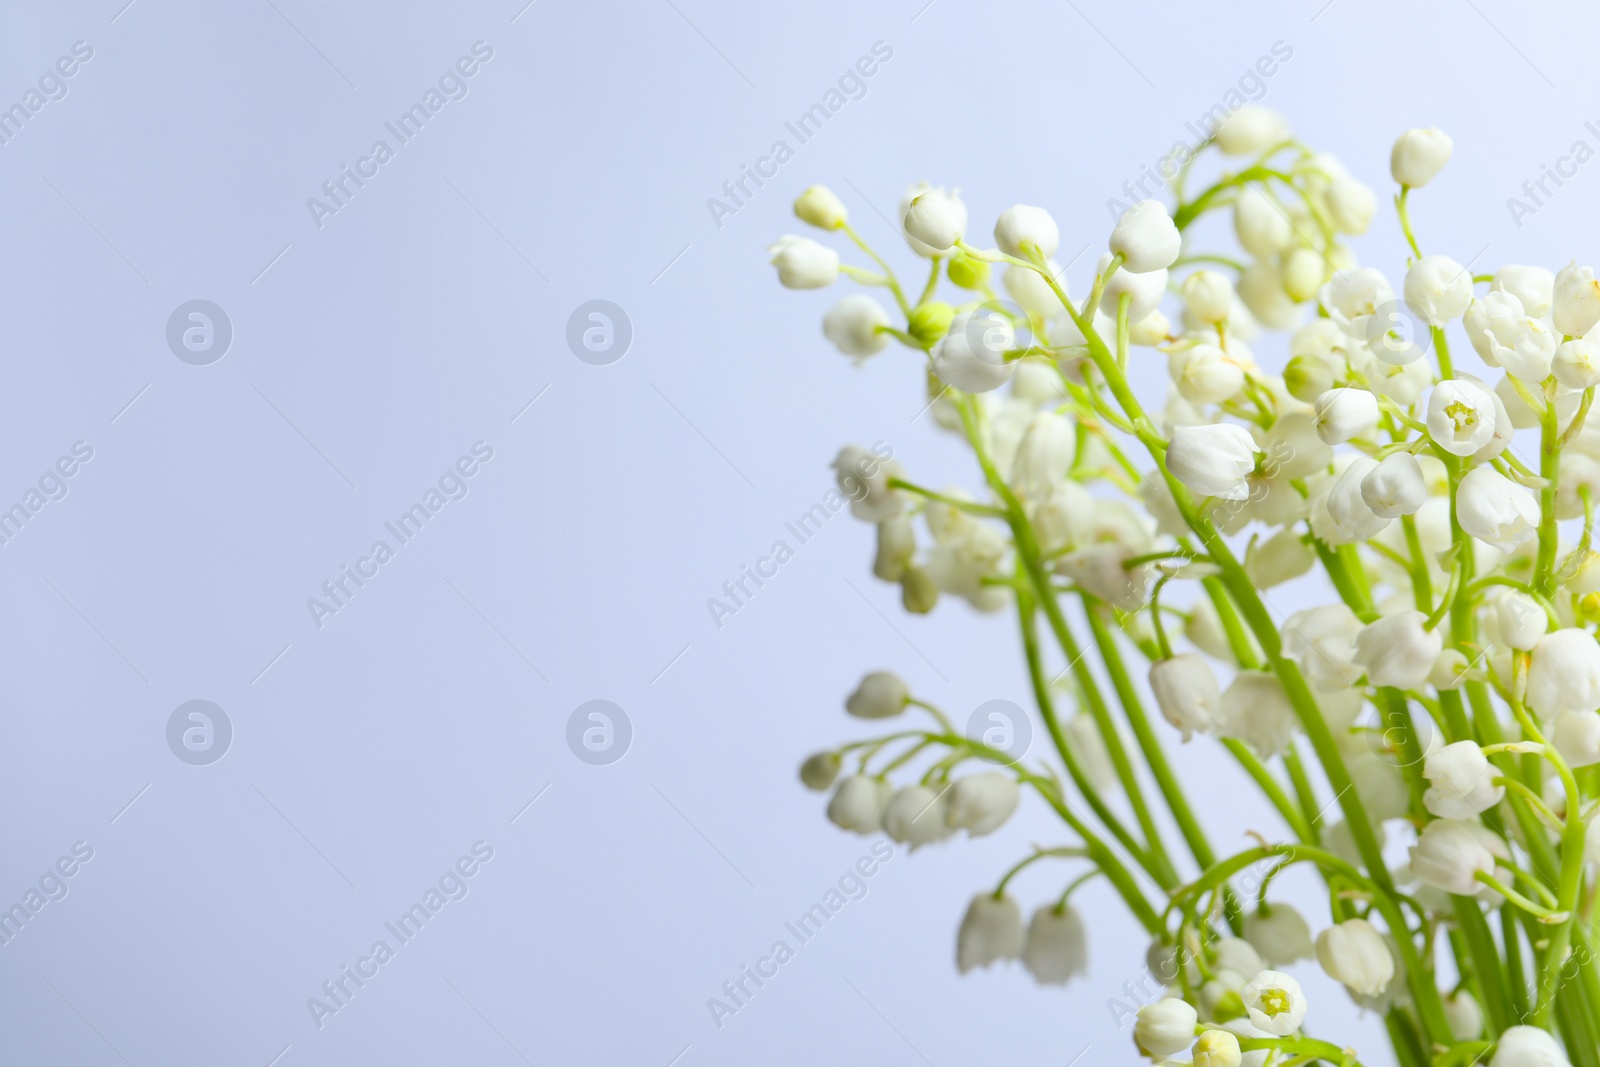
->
[0,1,1594,1064]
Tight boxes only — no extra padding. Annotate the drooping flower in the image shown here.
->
[1315,918,1395,997]
[955,893,1024,972]
[1110,200,1181,273]
[1166,423,1260,501]
[768,234,839,288]
[1390,126,1453,187]
[1022,903,1088,985]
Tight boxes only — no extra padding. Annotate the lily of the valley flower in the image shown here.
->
[1455,466,1538,550]
[1111,200,1182,273]
[1022,903,1088,985]
[1166,423,1260,501]
[945,772,1019,836]
[1149,653,1221,741]
[1241,969,1309,1036]
[823,294,891,358]
[768,234,839,288]
[1390,126,1453,188]
[1427,379,1499,456]
[1352,610,1442,689]
[1313,387,1380,444]
[1316,918,1395,997]
[994,204,1059,260]
[901,184,966,253]
[1553,260,1600,338]
[1410,818,1502,897]
[1526,628,1600,719]
[1135,998,1199,1058]
[1423,740,1505,820]
[955,893,1024,972]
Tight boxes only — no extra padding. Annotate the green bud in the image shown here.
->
[799,751,842,791]
[908,301,956,345]
[947,253,990,290]
[901,567,939,614]
[1284,355,1334,403]
[793,185,847,230]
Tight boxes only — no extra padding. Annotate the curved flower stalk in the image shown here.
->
[777,107,1600,1067]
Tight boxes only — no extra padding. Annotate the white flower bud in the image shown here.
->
[932,309,1016,393]
[1554,339,1600,390]
[1183,270,1235,324]
[901,186,965,254]
[1552,711,1600,767]
[1194,1029,1243,1067]
[1129,308,1172,346]
[1321,267,1393,338]
[1495,592,1547,651]
[1282,604,1362,690]
[994,204,1059,259]
[1455,466,1539,551]
[1033,480,1097,555]
[768,234,838,288]
[1011,411,1074,496]
[1215,936,1265,978]
[1149,654,1221,741]
[1313,387,1380,444]
[1241,969,1308,1036]
[1135,998,1199,1058]
[1245,903,1314,966]
[823,294,891,358]
[1057,543,1154,612]
[1215,105,1290,155]
[1423,740,1505,819]
[1444,990,1483,1041]
[1327,176,1376,234]
[1326,456,1393,544]
[1495,265,1556,318]
[1218,671,1296,758]
[1465,291,1520,363]
[1233,185,1290,258]
[1405,255,1473,326]
[799,751,841,791]
[1166,423,1260,501]
[883,785,951,847]
[794,184,847,230]
[845,670,909,718]
[1353,610,1442,689]
[1282,247,1327,303]
[1485,313,1558,383]
[1361,452,1427,518]
[1172,343,1246,405]
[1390,126,1453,188]
[833,445,906,521]
[873,516,916,582]
[1064,712,1117,792]
[1110,200,1181,274]
[1023,903,1088,985]
[827,775,891,833]
[946,772,1020,836]
[1427,379,1499,456]
[1098,253,1169,319]
[1527,629,1600,719]
[1410,818,1500,896]
[1316,918,1395,997]
[1555,260,1600,338]
[1490,1025,1571,1067]
[955,893,1024,972]
[1245,527,1315,588]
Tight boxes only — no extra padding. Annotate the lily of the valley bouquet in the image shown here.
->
[771,111,1600,1067]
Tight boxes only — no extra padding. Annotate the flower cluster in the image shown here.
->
[776,108,1600,1067]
